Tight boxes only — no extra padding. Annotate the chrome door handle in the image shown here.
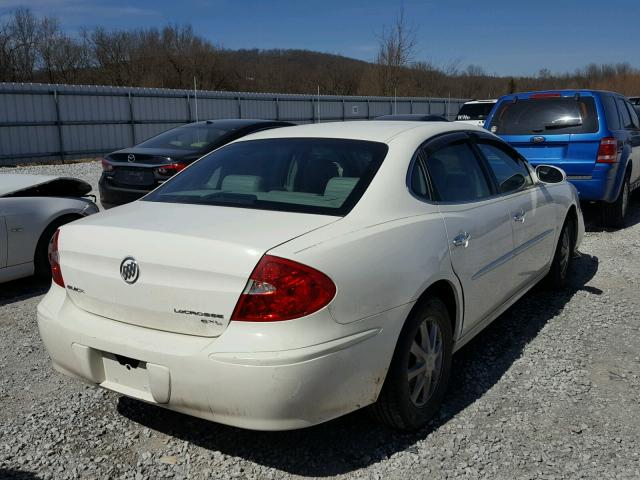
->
[452,232,471,248]
[513,212,526,223]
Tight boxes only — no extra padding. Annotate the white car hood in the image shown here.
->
[0,174,91,197]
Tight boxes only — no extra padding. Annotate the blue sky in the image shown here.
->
[2,0,639,76]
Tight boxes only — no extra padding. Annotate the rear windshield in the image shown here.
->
[488,96,599,135]
[138,124,229,152]
[144,138,388,216]
[456,103,495,121]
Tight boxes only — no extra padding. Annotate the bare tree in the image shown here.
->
[375,7,416,96]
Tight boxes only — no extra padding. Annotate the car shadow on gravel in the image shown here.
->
[117,253,599,477]
[0,276,49,307]
[0,469,41,479]
[582,194,640,232]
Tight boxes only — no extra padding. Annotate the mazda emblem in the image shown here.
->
[531,136,546,144]
[120,257,139,284]
[127,154,135,162]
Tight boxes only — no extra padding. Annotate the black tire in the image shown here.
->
[603,173,630,229]
[371,296,452,431]
[33,215,80,280]
[543,216,575,289]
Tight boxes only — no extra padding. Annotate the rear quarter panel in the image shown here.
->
[268,211,462,334]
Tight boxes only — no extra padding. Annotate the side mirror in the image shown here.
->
[500,173,526,193]
[535,165,566,184]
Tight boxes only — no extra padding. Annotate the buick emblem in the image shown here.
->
[120,257,139,284]
[127,154,135,162]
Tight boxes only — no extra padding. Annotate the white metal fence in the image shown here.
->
[0,83,467,165]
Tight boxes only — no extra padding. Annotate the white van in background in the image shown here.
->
[455,99,497,128]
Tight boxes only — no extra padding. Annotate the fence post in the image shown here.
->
[275,97,280,120]
[53,90,64,163]
[311,98,316,123]
[237,97,242,118]
[427,98,431,114]
[366,99,370,119]
[186,93,192,123]
[128,92,136,145]
[410,99,413,114]
[342,99,345,121]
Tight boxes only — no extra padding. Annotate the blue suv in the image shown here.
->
[485,90,640,228]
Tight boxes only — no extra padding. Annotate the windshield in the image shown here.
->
[456,103,495,121]
[144,138,388,216]
[138,124,230,152]
[488,96,599,135]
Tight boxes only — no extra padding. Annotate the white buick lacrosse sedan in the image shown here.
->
[38,121,584,431]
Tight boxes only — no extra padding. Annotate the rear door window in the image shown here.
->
[602,96,621,130]
[488,96,599,135]
[423,141,492,202]
[625,101,640,129]
[616,98,634,129]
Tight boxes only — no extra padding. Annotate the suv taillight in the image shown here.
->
[157,162,187,176]
[49,229,64,287]
[231,255,336,322]
[596,137,619,163]
[101,158,114,172]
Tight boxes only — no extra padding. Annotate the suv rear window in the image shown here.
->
[456,103,495,121]
[144,138,388,216]
[488,96,599,135]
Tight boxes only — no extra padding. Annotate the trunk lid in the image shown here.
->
[59,201,337,337]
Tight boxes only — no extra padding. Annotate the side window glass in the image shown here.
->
[410,155,429,199]
[625,101,640,129]
[477,142,533,193]
[602,96,621,130]
[617,98,633,129]
[424,142,491,202]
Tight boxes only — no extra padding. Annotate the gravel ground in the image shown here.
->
[1,162,640,479]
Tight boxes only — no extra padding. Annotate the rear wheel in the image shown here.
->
[371,296,452,431]
[34,216,81,280]
[603,173,630,229]
[543,216,574,289]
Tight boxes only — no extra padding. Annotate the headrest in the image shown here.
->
[324,177,359,198]
[221,175,264,192]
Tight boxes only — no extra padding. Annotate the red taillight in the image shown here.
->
[101,158,114,172]
[49,229,64,287]
[597,137,619,163]
[157,162,187,176]
[231,255,336,322]
[531,93,561,99]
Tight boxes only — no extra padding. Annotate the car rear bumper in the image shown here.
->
[37,285,407,430]
[98,175,153,209]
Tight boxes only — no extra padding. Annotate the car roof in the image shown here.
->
[496,89,624,100]
[188,119,292,129]
[235,120,484,143]
[375,114,448,121]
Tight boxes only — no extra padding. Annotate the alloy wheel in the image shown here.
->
[408,316,444,407]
